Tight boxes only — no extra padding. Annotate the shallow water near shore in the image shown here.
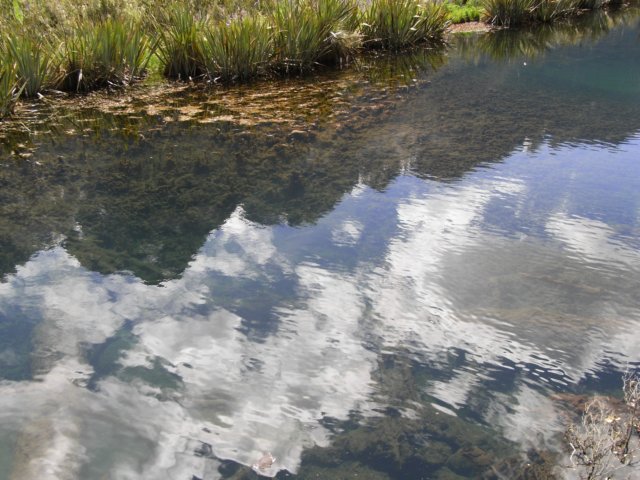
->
[1,8,640,480]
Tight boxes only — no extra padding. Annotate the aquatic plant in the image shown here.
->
[57,18,155,92]
[0,59,23,118]
[4,34,59,97]
[482,0,622,26]
[360,0,449,50]
[155,4,206,79]
[270,0,358,72]
[482,0,536,27]
[202,14,274,82]
[532,0,584,23]
[315,0,361,63]
[576,0,606,8]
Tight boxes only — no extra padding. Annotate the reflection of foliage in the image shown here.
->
[85,323,138,389]
[457,6,640,62]
[355,47,447,86]
[477,27,550,60]
[1,52,442,282]
[481,0,628,27]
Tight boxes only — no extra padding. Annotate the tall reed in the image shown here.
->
[361,0,449,51]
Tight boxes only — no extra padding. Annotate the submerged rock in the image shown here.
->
[252,452,276,474]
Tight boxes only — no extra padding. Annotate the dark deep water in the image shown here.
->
[1,8,640,480]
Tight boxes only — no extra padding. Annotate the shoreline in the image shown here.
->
[447,21,493,34]
[1,3,637,130]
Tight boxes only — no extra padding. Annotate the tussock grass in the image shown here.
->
[58,18,156,91]
[482,0,536,26]
[0,0,448,98]
[532,0,583,23]
[4,35,58,97]
[0,59,22,117]
[155,5,206,79]
[202,15,274,82]
[271,0,358,73]
[315,0,361,63]
[482,0,621,26]
[361,0,449,50]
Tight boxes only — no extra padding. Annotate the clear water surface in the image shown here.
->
[1,9,640,480]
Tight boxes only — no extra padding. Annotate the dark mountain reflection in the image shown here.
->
[1,10,639,284]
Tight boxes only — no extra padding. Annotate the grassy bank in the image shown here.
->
[445,0,483,23]
[0,0,450,118]
[0,0,631,119]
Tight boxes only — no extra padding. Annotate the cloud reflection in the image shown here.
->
[1,141,640,478]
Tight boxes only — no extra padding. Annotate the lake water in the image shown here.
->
[1,8,640,480]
